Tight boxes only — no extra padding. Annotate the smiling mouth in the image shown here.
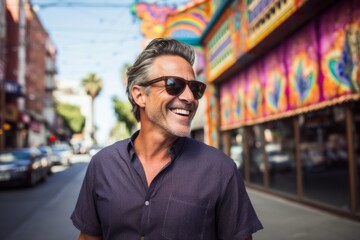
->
[171,108,190,116]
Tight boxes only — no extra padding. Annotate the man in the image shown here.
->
[71,38,263,240]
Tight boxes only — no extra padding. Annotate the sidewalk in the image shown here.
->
[248,189,360,240]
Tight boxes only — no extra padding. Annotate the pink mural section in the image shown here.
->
[262,46,288,116]
[320,0,360,98]
[244,63,263,121]
[235,74,246,124]
[220,79,233,127]
[353,0,360,92]
[205,84,219,147]
[286,22,320,109]
[219,0,360,130]
[220,73,245,127]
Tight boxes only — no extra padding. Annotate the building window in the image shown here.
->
[230,128,246,178]
[264,118,297,196]
[299,106,350,209]
[248,125,264,186]
[350,102,360,213]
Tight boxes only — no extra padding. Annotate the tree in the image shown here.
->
[112,96,137,137]
[55,102,85,134]
[81,73,103,143]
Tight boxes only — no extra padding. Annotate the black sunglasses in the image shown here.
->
[139,76,207,100]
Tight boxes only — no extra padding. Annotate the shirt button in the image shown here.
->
[145,201,150,206]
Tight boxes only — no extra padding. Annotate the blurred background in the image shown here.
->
[0,0,360,239]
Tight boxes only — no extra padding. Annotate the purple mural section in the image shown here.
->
[261,45,287,116]
[219,0,360,129]
[286,21,320,109]
[319,0,355,99]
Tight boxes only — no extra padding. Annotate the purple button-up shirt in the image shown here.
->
[71,132,263,239]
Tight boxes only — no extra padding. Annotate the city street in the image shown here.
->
[1,154,360,240]
[0,154,90,240]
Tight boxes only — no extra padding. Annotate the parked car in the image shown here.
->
[51,143,73,166]
[38,146,56,174]
[71,143,88,155]
[0,148,50,187]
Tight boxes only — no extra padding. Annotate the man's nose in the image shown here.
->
[178,84,195,102]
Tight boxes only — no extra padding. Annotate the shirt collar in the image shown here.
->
[127,130,186,160]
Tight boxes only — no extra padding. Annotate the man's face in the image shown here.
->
[141,55,198,137]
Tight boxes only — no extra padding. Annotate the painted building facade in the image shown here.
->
[133,0,360,219]
[202,0,360,220]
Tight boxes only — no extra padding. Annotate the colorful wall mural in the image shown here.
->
[247,0,297,48]
[163,1,209,44]
[244,63,263,121]
[206,14,236,81]
[132,0,210,44]
[320,0,360,98]
[205,0,310,83]
[262,46,287,116]
[229,0,248,58]
[131,2,176,38]
[286,22,320,109]
[219,0,360,129]
[204,84,219,147]
[205,0,248,82]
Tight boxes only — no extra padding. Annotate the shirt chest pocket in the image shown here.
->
[161,194,209,240]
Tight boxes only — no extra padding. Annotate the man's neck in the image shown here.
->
[134,129,178,163]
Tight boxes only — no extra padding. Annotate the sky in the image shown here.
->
[31,0,190,146]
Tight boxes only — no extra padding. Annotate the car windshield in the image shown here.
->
[52,145,68,151]
[0,150,32,162]
[12,150,31,159]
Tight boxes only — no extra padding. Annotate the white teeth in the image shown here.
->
[172,109,190,116]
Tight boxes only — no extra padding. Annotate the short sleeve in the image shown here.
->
[71,160,102,237]
[216,165,263,239]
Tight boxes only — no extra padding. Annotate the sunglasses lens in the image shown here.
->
[165,77,185,96]
[189,81,206,99]
[164,77,206,99]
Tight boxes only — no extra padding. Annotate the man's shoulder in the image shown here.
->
[183,137,224,155]
[182,138,234,164]
[98,138,129,153]
[90,138,130,163]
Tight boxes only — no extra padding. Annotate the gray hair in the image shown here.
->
[126,38,195,121]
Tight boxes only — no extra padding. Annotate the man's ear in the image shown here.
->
[131,85,146,108]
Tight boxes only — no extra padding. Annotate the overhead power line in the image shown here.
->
[33,0,191,9]
[34,2,132,9]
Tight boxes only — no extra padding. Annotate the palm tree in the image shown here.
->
[81,73,103,143]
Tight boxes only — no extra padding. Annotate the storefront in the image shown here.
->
[202,0,360,219]
[3,80,26,149]
[223,103,360,218]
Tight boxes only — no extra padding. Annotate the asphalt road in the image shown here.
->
[0,154,90,240]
